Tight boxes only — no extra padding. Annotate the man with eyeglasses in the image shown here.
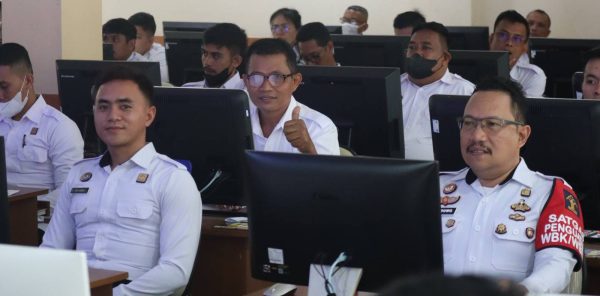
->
[402,22,474,160]
[440,77,583,293]
[489,10,546,97]
[270,8,302,64]
[183,23,246,89]
[243,38,339,155]
[296,22,338,66]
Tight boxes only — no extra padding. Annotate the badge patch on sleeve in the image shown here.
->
[564,190,580,217]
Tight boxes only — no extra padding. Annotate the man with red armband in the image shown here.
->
[439,76,584,293]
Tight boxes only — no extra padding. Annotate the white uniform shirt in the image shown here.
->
[41,143,202,296]
[0,96,83,205]
[510,53,546,97]
[401,70,474,160]
[250,96,340,155]
[142,43,169,84]
[182,71,245,90]
[126,52,149,62]
[439,159,577,293]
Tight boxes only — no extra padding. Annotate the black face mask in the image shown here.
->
[404,54,440,79]
[204,68,232,88]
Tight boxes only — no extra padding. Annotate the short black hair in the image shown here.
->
[0,43,33,75]
[92,66,154,106]
[296,22,331,47]
[245,38,297,74]
[529,9,551,27]
[412,22,450,50]
[103,18,137,41]
[584,46,600,65]
[493,10,530,40]
[270,8,301,30]
[128,12,157,35]
[204,23,248,57]
[394,10,426,29]
[347,5,369,19]
[472,76,527,123]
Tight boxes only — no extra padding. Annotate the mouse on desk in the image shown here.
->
[263,283,297,296]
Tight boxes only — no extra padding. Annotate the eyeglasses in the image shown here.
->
[271,24,290,33]
[301,48,326,65]
[245,73,295,88]
[457,116,524,133]
[494,31,526,45]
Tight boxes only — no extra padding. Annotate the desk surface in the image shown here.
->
[8,186,48,201]
[245,285,376,296]
[89,267,128,289]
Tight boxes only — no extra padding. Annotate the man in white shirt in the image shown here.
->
[440,77,583,293]
[0,43,83,206]
[340,5,368,35]
[42,66,202,296]
[489,10,546,97]
[183,23,246,89]
[128,12,169,83]
[526,9,551,38]
[582,47,600,100]
[103,18,148,62]
[296,22,338,66]
[402,22,474,160]
[243,38,339,155]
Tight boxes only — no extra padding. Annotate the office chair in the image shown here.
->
[339,146,356,156]
[572,71,584,99]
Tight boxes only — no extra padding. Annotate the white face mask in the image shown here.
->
[341,22,360,35]
[0,77,29,119]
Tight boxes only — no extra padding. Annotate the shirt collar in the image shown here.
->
[222,71,242,89]
[21,95,45,124]
[402,69,453,87]
[250,96,298,137]
[465,158,534,187]
[516,53,530,67]
[98,143,157,169]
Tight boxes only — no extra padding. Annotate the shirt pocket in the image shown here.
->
[441,215,461,263]
[18,144,48,163]
[491,220,536,274]
[116,200,154,220]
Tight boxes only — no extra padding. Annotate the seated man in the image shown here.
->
[582,46,600,100]
[103,18,148,62]
[393,10,426,36]
[41,66,202,295]
[243,38,339,155]
[0,43,83,206]
[402,22,474,160]
[526,9,551,38]
[440,77,583,293]
[183,23,246,89]
[489,10,546,97]
[128,12,169,83]
[296,22,338,66]
[340,5,368,35]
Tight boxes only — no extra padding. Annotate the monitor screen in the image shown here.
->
[162,21,218,32]
[55,60,161,156]
[331,35,410,69]
[0,137,8,244]
[429,95,600,229]
[163,31,205,86]
[245,151,443,292]
[529,38,600,98]
[293,65,404,158]
[448,50,510,85]
[147,87,253,205]
[446,26,490,50]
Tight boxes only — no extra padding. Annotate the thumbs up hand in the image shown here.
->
[284,106,317,154]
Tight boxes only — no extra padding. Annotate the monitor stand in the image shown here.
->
[308,264,362,296]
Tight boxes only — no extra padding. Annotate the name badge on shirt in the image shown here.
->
[70,187,89,194]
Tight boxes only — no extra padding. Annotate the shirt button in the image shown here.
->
[131,207,137,214]
[474,225,481,231]
[469,256,476,262]
[513,229,519,235]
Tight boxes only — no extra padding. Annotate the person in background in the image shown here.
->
[340,5,368,35]
[296,22,338,66]
[526,9,551,38]
[582,46,600,100]
[128,12,170,83]
[103,18,148,62]
[393,10,426,36]
[270,8,302,64]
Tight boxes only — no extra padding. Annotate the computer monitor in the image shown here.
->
[293,65,404,158]
[162,21,218,32]
[325,25,342,34]
[146,87,253,205]
[429,95,600,229]
[163,30,205,86]
[529,38,600,98]
[0,137,8,244]
[56,60,161,156]
[245,151,443,292]
[331,35,410,69]
[446,26,490,50]
[448,50,510,85]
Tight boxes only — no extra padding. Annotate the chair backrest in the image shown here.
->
[573,71,584,99]
[339,146,356,156]
[0,244,90,296]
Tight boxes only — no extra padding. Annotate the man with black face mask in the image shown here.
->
[183,23,247,89]
[402,22,474,160]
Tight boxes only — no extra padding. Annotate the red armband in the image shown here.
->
[535,179,584,271]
